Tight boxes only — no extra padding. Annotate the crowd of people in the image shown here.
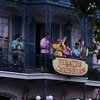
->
[11,33,88,63]
[10,33,89,72]
[40,33,88,58]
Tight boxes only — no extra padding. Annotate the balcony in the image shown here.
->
[0,50,90,72]
[0,36,99,80]
[0,48,100,81]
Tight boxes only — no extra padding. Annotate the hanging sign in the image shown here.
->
[52,57,88,76]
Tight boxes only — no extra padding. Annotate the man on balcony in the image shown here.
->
[52,39,66,56]
[72,42,80,57]
[11,34,24,63]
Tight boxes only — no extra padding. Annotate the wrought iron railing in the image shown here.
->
[0,51,24,72]
[0,51,55,73]
[35,54,55,73]
[0,49,100,78]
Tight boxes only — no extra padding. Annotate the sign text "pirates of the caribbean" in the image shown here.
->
[53,58,88,76]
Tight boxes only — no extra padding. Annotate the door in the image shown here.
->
[35,23,45,54]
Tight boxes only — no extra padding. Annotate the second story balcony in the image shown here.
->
[0,1,99,82]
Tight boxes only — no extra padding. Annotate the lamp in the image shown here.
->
[36,95,41,100]
[46,96,49,100]
[48,95,53,100]
[88,99,92,100]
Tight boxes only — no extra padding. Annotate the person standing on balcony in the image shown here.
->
[11,34,24,63]
[40,33,50,54]
[63,41,72,57]
[72,42,80,57]
[52,39,66,56]
[40,33,50,72]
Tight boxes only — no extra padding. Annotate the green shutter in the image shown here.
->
[12,16,22,40]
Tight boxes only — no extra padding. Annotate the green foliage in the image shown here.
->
[71,0,100,60]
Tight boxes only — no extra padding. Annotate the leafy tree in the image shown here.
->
[71,0,100,59]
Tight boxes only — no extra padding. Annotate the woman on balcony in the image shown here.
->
[72,42,80,58]
[40,33,50,54]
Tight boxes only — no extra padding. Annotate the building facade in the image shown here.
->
[0,0,100,100]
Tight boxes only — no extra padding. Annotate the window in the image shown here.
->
[0,16,10,51]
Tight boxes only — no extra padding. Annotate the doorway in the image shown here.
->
[35,23,45,54]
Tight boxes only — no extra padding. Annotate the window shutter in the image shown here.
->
[12,16,22,40]
[62,24,71,47]
[29,20,35,67]
[51,23,60,43]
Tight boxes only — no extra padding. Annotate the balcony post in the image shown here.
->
[44,79,47,100]
[44,6,52,72]
[83,84,86,100]
[23,7,30,68]
[81,17,88,47]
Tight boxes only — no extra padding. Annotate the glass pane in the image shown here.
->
[3,26,8,37]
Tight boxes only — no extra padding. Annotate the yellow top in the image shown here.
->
[52,43,65,56]
[17,41,21,50]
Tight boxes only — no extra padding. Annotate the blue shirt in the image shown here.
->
[72,47,80,57]
[11,39,24,51]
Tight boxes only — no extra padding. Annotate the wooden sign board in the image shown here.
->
[53,57,88,76]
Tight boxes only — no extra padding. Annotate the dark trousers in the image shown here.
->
[40,54,49,72]
[13,51,23,63]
